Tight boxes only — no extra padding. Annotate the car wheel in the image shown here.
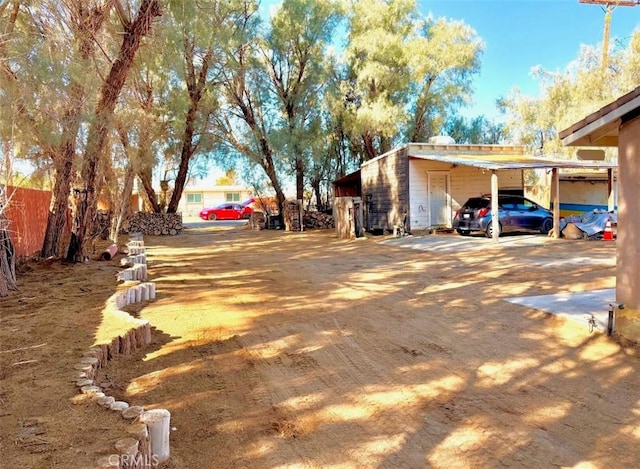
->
[540,218,553,234]
[208,213,217,221]
[456,229,470,236]
[485,221,501,238]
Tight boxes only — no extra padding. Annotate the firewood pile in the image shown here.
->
[94,210,111,240]
[303,211,334,230]
[121,212,183,236]
[249,201,333,231]
[283,201,302,231]
[250,211,267,230]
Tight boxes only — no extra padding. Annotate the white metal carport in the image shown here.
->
[407,149,617,241]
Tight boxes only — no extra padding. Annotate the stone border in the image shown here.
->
[70,233,171,468]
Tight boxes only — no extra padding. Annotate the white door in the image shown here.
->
[428,172,451,227]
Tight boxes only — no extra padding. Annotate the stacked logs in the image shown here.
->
[250,212,267,230]
[121,212,183,236]
[283,200,303,232]
[303,211,334,230]
[71,233,171,467]
[94,210,112,240]
[251,206,334,231]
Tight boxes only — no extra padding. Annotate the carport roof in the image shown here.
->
[407,146,616,170]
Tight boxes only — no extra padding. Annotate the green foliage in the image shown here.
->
[442,115,506,145]
[341,0,483,159]
[500,31,640,156]
[7,0,636,237]
[406,17,483,142]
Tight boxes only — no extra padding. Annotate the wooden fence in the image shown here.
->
[4,186,53,257]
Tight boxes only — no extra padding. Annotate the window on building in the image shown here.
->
[187,193,203,203]
[225,192,240,202]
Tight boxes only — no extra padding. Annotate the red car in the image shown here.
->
[199,203,253,221]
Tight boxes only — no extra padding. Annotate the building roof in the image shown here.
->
[375,143,617,170]
[559,86,640,147]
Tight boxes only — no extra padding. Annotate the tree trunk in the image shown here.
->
[167,105,197,213]
[41,143,74,257]
[310,178,322,212]
[296,157,304,201]
[40,1,113,257]
[0,234,16,297]
[167,45,211,214]
[66,0,161,262]
[0,200,16,296]
[138,168,162,213]
[258,136,286,213]
[110,165,134,242]
[362,133,377,161]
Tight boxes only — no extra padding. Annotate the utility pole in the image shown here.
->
[579,0,639,70]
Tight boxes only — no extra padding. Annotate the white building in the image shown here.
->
[178,183,253,216]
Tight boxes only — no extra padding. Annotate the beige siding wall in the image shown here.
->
[408,159,523,230]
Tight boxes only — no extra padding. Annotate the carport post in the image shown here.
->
[552,167,560,239]
[491,170,499,242]
[607,168,615,212]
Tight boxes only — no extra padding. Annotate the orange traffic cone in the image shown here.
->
[603,218,614,241]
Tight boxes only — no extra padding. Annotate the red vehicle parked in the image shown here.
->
[199,202,253,221]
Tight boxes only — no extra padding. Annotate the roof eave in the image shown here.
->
[560,88,640,147]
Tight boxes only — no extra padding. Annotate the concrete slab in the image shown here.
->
[505,289,616,331]
[380,233,555,253]
[380,234,615,266]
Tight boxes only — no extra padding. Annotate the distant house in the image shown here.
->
[177,183,253,216]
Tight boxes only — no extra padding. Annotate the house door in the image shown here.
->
[428,172,451,227]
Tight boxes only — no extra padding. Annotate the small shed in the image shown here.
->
[560,86,640,341]
[360,143,615,239]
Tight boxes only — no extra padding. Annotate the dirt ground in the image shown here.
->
[2,223,640,468]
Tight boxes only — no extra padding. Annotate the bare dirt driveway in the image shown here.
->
[2,223,639,468]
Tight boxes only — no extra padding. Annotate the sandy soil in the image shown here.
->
[2,224,639,468]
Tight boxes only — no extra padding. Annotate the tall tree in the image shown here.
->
[214,0,290,213]
[66,0,161,262]
[262,0,342,200]
[342,0,482,159]
[500,32,640,155]
[1,1,112,257]
[343,0,415,160]
[164,1,235,213]
[406,17,483,142]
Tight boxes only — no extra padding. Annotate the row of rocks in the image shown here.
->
[72,233,171,468]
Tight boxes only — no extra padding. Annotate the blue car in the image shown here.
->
[453,195,554,237]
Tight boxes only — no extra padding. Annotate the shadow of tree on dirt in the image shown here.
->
[104,227,637,468]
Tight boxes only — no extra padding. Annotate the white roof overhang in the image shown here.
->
[407,152,616,170]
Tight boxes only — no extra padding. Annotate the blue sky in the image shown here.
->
[420,0,640,119]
